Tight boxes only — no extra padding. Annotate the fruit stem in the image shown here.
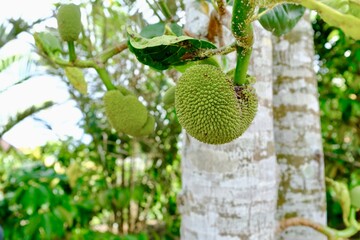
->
[67,41,77,62]
[95,67,116,91]
[158,0,173,21]
[234,45,252,85]
[193,42,237,59]
[98,40,128,63]
[231,0,255,85]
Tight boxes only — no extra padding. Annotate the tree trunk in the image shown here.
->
[178,1,278,239]
[272,12,327,240]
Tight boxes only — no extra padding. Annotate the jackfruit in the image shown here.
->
[56,4,82,42]
[163,85,176,107]
[117,85,135,96]
[103,90,155,137]
[234,84,258,135]
[175,64,258,144]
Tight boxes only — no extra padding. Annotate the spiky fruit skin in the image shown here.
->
[350,186,360,209]
[56,4,82,42]
[234,85,258,135]
[175,64,257,144]
[103,90,154,137]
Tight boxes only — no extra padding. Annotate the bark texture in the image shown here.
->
[178,1,278,239]
[272,12,327,240]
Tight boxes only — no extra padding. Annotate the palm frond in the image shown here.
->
[0,101,55,137]
[0,55,23,74]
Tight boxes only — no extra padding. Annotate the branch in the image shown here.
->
[231,0,254,85]
[196,42,237,59]
[98,40,128,63]
[278,217,360,239]
[50,41,128,69]
[158,0,173,21]
[277,217,335,238]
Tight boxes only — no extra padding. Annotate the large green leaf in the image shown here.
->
[320,0,350,14]
[127,27,217,70]
[259,4,306,36]
[319,0,360,17]
[140,22,165,38]
[301,0,360,39]
[64,67,88,95]
[24,214,41,237]
[169,23,183,36]
[33,32,62,56]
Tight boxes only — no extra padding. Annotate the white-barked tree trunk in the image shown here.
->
[272,12,327,240]
[178,1,278,239]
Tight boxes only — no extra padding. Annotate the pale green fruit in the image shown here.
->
[56,4,82,42]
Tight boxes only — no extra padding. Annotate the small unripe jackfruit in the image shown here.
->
[162,85,176,107]
[103,90,155,137]
[175,64,257,144]
[56,4,82,42]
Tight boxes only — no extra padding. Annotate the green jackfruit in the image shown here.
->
[56,4,82,42]
[103,90,155,137]
[137,115,155,136]
[117,85,135,96]
[234,85,258,135]
[175,64,257,145]
[163,85,176,107]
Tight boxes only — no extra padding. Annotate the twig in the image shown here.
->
[195,42,237,59]
[277,217,360,239]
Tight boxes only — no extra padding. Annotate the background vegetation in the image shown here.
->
[0,1,359,239]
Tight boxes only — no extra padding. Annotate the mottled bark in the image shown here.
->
[178,1,278,239]
[272,12,327,240]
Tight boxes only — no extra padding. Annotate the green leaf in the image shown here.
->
[327,178,351,226]
[350,186,360,208]
[20,184,50,214]
[349,0,360,18]
[40,212,65,239]
[64,67,88,95]
[140,23,165,38]
[320,0,349,13]
[169,23,183,36]
[53,205,74,227]
[301,0,360,40]
[114,188,131,208]
[127,26,217,70]
[259,4,306,36]
[24,214,41,237]
[33,32,62,56]
[131,186,145,202]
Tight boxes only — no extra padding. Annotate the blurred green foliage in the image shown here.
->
[0,1,359,239]
[313,15,360,230]
[1,1,183,239]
